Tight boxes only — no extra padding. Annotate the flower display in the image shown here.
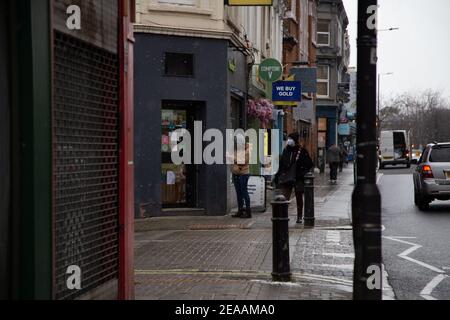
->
[247,99,274,128]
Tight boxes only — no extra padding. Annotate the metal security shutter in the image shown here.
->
[53,31,119,300]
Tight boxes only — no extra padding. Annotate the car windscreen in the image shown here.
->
[429,147,450,162]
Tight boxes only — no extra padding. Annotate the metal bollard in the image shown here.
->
[303,172,315,228]
[271,195,291,282]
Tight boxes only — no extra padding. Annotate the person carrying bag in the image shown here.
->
[274,132,314,224]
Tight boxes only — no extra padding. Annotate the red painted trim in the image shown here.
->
[118,0,135,300]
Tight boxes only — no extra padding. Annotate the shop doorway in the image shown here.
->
[161,101,200,208]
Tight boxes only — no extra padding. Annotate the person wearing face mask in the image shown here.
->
[274,132,314,224]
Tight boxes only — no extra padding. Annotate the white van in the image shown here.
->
[379,130,411,169]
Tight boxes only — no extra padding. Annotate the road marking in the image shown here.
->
[135,269,353,286]
[315,264,354,270]
[377,173,384,184]
[320,253,355,258]
[420,274,449,300]
[383,236,445,274]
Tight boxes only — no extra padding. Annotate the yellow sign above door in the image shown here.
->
[227,0,273,6]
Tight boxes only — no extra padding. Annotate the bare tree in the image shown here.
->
[379,90,450,148]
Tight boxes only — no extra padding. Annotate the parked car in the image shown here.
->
[411,149,422,164]
[379,130,411,169]
[413,142,450,210]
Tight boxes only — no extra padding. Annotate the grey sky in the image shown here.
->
[343,0,450,100]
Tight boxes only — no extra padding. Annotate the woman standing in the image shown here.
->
[274,132,314,224]
[228,136,252,219]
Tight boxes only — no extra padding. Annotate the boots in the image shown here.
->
[232,208,244,218]
[241,208,252,219]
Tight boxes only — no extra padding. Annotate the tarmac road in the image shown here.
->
[380,165,450,300]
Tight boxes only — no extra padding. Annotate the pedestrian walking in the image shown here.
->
[339,145,348,172]
[327,144,341,184]
[228,135,252,219]
[274,133,314,224]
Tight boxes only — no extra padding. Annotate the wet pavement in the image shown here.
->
[134,165,358,300]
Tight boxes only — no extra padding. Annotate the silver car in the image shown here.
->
[413,142,450,210]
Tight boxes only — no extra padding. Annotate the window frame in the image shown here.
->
[317,65,330,98]
[317,19,330,47]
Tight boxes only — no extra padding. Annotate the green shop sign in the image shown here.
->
[258,58,282,82]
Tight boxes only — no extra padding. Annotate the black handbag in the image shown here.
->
[277,163,296,186]
[277,150,300,187]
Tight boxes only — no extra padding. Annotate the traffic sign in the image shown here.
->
[259,58,283,82]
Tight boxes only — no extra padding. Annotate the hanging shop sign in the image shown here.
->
[258,58,283,82]
[272,81,302,102]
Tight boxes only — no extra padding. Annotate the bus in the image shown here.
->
[379,130,411,169]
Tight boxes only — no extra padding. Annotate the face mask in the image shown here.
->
[287,139,295,147]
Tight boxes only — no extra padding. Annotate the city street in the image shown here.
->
[380,165,450,300]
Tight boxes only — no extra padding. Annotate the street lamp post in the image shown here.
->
[352,0,382,300]
[377,72,393,133]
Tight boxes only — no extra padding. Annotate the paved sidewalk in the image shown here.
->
[134,165,356,300]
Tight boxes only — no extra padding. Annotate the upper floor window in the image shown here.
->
[158,0,196,5]
[317,65,329,98]
[317,20,330,46]
[164,52,194,77]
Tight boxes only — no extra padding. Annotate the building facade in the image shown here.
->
[134,0,286,217]
[315,0,350,166]
[282,0,319,162]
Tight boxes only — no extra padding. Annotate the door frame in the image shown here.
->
[161,100,201,208]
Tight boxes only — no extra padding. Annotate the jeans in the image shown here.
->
[233,174,250,210]
[330,162,339,181]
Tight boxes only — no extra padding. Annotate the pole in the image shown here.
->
[352,0,382,300]
[271,195,291,282]
[303,173,315,227]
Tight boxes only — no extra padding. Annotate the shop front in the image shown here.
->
[134,34,229,217]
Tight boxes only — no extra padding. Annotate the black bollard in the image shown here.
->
[303,172,315,227]
[271,195,291,282]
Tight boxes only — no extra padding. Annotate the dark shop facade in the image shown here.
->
[134,31,249,218]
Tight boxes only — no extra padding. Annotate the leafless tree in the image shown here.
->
[380,90,450,148]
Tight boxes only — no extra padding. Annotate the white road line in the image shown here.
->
[314,264,354,270]
[320,253,355,258]
[377,173,384,184]
[420,274,449,300]
[383,236,445,274]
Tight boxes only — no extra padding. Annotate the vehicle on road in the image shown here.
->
[379,130,411,169]
[413,142,450,210]
[411,149,422,164]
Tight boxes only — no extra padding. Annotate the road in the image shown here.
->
[380,165,450,300]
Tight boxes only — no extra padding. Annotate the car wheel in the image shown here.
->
[414,188,419,206]
[418,195,430,211]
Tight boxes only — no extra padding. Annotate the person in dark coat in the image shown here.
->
[327,144,341,183]
[339,145,348,172]
[274,132,314,224]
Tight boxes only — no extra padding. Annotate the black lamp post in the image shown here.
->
[352,0,382,300]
